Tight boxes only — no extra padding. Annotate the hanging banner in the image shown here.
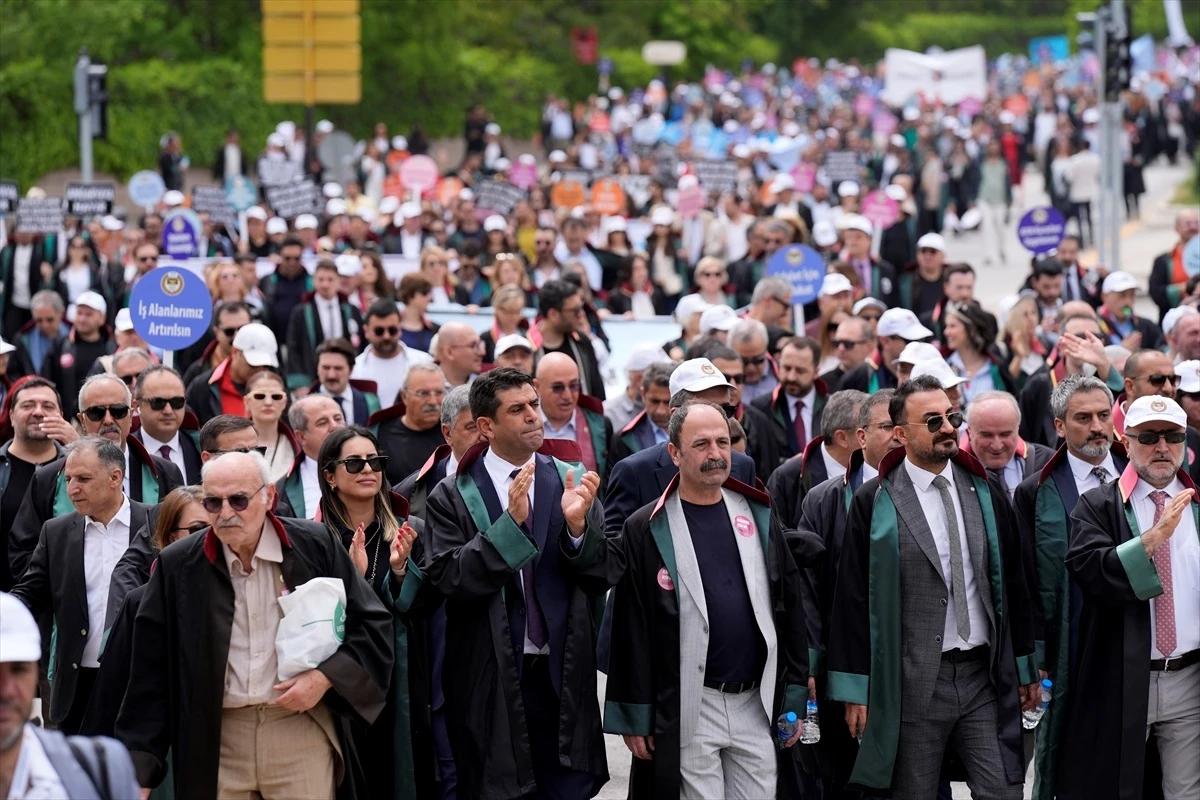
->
[882,45,987,106]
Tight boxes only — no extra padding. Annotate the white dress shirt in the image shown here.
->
[81,495,132,666]
[1067,451,1119,496]
[1131,477,1199,659]
[445,450,460,477]
[787,386,816,446]
[861,462,879,482]
[399,231,424,259]
[141,429,186,481]
[320,384,356,426]
[541,410,577,441]
[11,243,33,308]
[315,295,342,339]
[122,450,131,497]
[299,456,321,520]
[7,726,69,800]
[820,442,847,481]
[904,459,991,651]
[352,344,433,410]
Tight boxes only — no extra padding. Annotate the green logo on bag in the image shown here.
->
[333,599,346,642]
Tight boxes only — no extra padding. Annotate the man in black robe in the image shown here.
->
[423,367,622,799]
[114,451,393,800]
[1063,395,1200,800]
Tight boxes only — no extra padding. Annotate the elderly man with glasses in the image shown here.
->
[1116,349,1200,487]
[535,352,613,491]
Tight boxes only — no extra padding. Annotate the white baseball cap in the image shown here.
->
[325,199,347,217]
[605,216,628,233]
[267,132,286,148]
[0,335,15,356]
[877,308,933,340]
[893,340,943,366]
[1102,271,1138,294]
[162,190,185,207]
[1162,305,1198,335]
[674,293,712,324]
[669,358,734,397]
[316,120,335,134]
[231,323,280,368]
[399,201,422,221]
[910,358,967,389]
[1082,108,1101,124]
[548,150,568,164]
[322,182,344,199]
[625,342,671,373]
[266,217,288,235]
[812,220,839,248]
[246,206,268,221]
[1124,395,1187,430]
[771,174,796,193]
[0,592,41,663]
[1175,360,1200,394]
[841,214,872,236]
[837,181,860,198]
[494,157,512,172]
[884,184,908,202]
[483,214,507,233]
[916,232,946,252]
[75,291,107,316]
[356,207,377,224]
[114,307,135,333]
[378,196,400,217]
[853,297,888,315]
[335,254,362,277]
[101,215,125,232]
[459,188,475,202]
[651,206,675,227]
[700,304,739,333]
[495,333,534,357]
[294,214,319,231]
[819,273,854,297]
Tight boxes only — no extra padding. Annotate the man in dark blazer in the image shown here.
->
[0,229,55,339]
[962,391,1055,499]
[751,337,828,469]
[10,436,153,733]
[608,362,675,467]
[130,364,203,485]
[284,259,363,392]
[311,338,380,428]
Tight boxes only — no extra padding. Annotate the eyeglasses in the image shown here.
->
[144,396,185,411]
[425,259,449,268]
[331,455,388,474]
[372,325,400,337]
[118,374,137,387]
[137,255,157,263]
[744,353,768,366]
[903,411,965,432]
[561,305,586,317]
[82,403,130,421]
[220,326,244,339]
[863,421,896,432]
[1130,430,1187,446]
[410,388,445,400]
[208,446,269,457]
[549,381,581,395]
[697,271,724,279]
[833,339,867,349]
[767,237,788,246]
[451,339,483,350]
[722,373,745,385]
[201,484,265,514]
[280,255,302,263]
[250,392,285,402]
[173,523,209,535]
[1140,374,1180,388]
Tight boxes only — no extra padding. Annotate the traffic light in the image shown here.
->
[1103,3,1131,102]
[88,62,108,140]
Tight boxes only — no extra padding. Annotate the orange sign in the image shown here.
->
[437,177,464,206]
[550,179,586,209]
[589,178,625,215]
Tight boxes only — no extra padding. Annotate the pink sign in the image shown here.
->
[676,185,704,219]
[958,96,983,117]
[853,93,876,116]
[508,160,539,190]
[790,161,817,194]
[872,110,898,137]
[400,155,439,193]
[861,190,899,230]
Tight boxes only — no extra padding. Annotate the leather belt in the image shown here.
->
[703,679,761,694]
[942,646,988,663]
[1150,648,1200,673]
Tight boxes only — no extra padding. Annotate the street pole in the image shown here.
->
[74,48,93,182]
[1103,0,1126,272]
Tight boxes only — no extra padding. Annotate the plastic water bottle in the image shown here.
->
[800,699,821,744]
[1021,678,1053,730]
[775,711,800,748]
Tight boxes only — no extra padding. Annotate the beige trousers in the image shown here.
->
[217,703,342,800]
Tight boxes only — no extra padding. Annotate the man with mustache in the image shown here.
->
[1062,396,1200,799]
[9,374,182,582]
[1114,350,1200,490]
[1013,374,1125,799]
[828,375,1037,798]
[373,363,447,485]
[605,400,809,798]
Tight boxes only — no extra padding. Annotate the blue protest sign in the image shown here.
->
[127,170,166,209]
[129,266,212,350]
[225,175,258,212]
[766,244,825,305]
[1185,236,1200,279]
[161,209,200,259]
[1017,207,1066,254]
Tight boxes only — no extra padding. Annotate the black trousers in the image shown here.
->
[58,666,99,735]
[520,655,594,800]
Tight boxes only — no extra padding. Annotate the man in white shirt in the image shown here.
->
[279,395,345,519]
[1065,140,1102,248]
[1064,395,1200,798]
[133,365,202,484]
[351,300,433,408]
[965,391,1054,498]
[553,218,603,291]
[10,437,153,733]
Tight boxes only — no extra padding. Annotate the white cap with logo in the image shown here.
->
[495,334,534,358]
[819,273,854,297]
[877,308,933,340]
[674,293,711,324]
[1176,360,1200,394]
[700,304,739,333]
[1102,271,1138,294]
[911,358,967,389]
[0,592,41,663]
[0,335,15,356]
[232,323,280,368]
[669,358,734,398]
[1162,306,1198,335]
[1124,395,1187,430]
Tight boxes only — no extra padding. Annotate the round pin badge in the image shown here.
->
[59,352,75,369]
[657,567,674,591]
[734,515,754,537]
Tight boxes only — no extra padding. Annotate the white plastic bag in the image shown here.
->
[275,577,347,681]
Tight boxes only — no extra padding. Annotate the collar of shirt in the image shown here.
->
[482,446,535,506]
[85,493,131,531]
[541,409,577,439]
[1066,450,1119,485]
[946,350,992,381]
[445,450,460,476]
[821,442,847,479]
[140,428,182,458]
[862,462,879,482]
[904,457,954,493]
[652,422,669,444]
[1132,475,1185,505]
[321,384,353,406]
[123,448,132,495]
[223,519,284,575]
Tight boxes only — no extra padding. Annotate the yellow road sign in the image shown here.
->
[262,0,361,105]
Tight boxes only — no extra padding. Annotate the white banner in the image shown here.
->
[882,45,987,106]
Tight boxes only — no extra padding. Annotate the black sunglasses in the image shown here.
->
[744,354,768,366]
[833,339,867,349]
[201,484,265,514]
[220,326,243,339]
[331,455,388,474]
[372,325,400,337]
[144,396,185,411]
[173,523,209,535]
[904,411,965,432]
[82,403,130,422]
[1131,430,1187,446]
[1141,374,1180,388]
[118,374,137,387]
[722,373,745,385]
[208,446,269,457]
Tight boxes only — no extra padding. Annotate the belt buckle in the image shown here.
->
[1163,655,1175,672]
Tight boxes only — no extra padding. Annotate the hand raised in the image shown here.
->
[390,522,418,574]
[507,462,535,527]
[561,468,600,535]
[349,522,368,576]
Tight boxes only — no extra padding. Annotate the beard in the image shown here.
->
[1077,437,1111,459]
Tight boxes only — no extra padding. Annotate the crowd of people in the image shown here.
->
[1,43,1199,800]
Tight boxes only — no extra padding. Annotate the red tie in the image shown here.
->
[793,399,807,452]
[159,444,172,459]
[1149,491,1177,657]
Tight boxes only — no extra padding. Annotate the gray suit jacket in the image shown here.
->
[889,462,997,720]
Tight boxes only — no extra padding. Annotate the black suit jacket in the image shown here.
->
[11,500,153,725]
[134,429,203,485]
[602,442,756,535]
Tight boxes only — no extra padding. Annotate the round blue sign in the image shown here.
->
[127,170,166,208]
[129,266,212,350]
[766,244,825,305]
[1017,206,1066,254]
[224,175,258,212]
[161,209,200,259]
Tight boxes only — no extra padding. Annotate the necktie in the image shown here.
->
[159,444,172,460]
[1091,466,1110,485]
[1149,491,1177,656]
[333,394,346,421]
[510,469,548,650]
[932,475,971,643]
[793,399,807,452]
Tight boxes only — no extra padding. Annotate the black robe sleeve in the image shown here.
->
[772,509,811,694]
[1066,487,1161,606]
[988,474,1037,663]
[115,561,172,788]
[1011,473,1046,649]
[603,507,656,736]
[795,485,832,673]
[826,480,878,691]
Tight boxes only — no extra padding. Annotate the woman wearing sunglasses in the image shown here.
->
[243,371,297,482]
[81,486,207,738]
[316,425,435,800]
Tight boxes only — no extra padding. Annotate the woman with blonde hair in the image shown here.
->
[996,293,1048,393]
[486,252,537,307]
[691,255,734,308]
[418,245,455,305]
[481,283,538,362]
[207,261,247,305]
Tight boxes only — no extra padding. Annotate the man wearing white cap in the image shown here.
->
[1163,306,1200,365]
[840,214,898,307]
[1176,360,1200,430]
[184,322,280,425]
[1063,395,1200,800]
[805,273,853,340]
[1150,208,1200,323]
[840,308,932,394]
[493,333,534,374]
[243,206,273,259]
[0,591,141,797]
[1097,271,1163,351]
[40,291,115,419]
[1115,348,1200,485]
[699,305,739,343]
[766,173,813,231]
[604,343,670,433]
[896,232,947,321]
[381,201,427,258]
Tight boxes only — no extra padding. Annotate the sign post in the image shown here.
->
[129,266,213,368]
[766,244,825,331]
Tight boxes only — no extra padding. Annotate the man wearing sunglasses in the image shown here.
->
[185,322,280,426]
[260,237,313,343]
[730,318,780,406]
[131,365,202,485]
[39,291,116,420]
[179,301,253,389]
[10,374,183,583]
[10,436,154,733]
[535,353,612,491]
[828,375,1037,799]
[840,308,934,396]
[1116,349,1200,487]
[350,299,433,410]
[534,280,606,401]
[115,450,392,800]
[424,367,616,799]
[1062,395,1200,800]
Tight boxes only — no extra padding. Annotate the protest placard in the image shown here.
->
[0,181,19,215]
[265,180,323,219]
[65,182,115,217]
[15,197,65,234]
[475,180,527,216]
[692,159,738,194]
[257,157,302,187]
[823,150,861,185]
[192,185,237,226]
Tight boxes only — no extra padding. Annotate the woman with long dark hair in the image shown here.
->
[605,252,666,318]
[317,425,434,800]
[943,298,1016,405]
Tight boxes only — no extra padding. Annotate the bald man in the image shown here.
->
[435,322,484,388]
[535,352,613,487]
[964,391,1054,498]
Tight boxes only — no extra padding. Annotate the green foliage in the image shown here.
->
[860,14,1069,57]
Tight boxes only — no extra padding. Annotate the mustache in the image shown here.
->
[421,404,439,414]
[215,518,242,528]
[700,458,728,472]
[99,424,122,436]
[934,434,957,444]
